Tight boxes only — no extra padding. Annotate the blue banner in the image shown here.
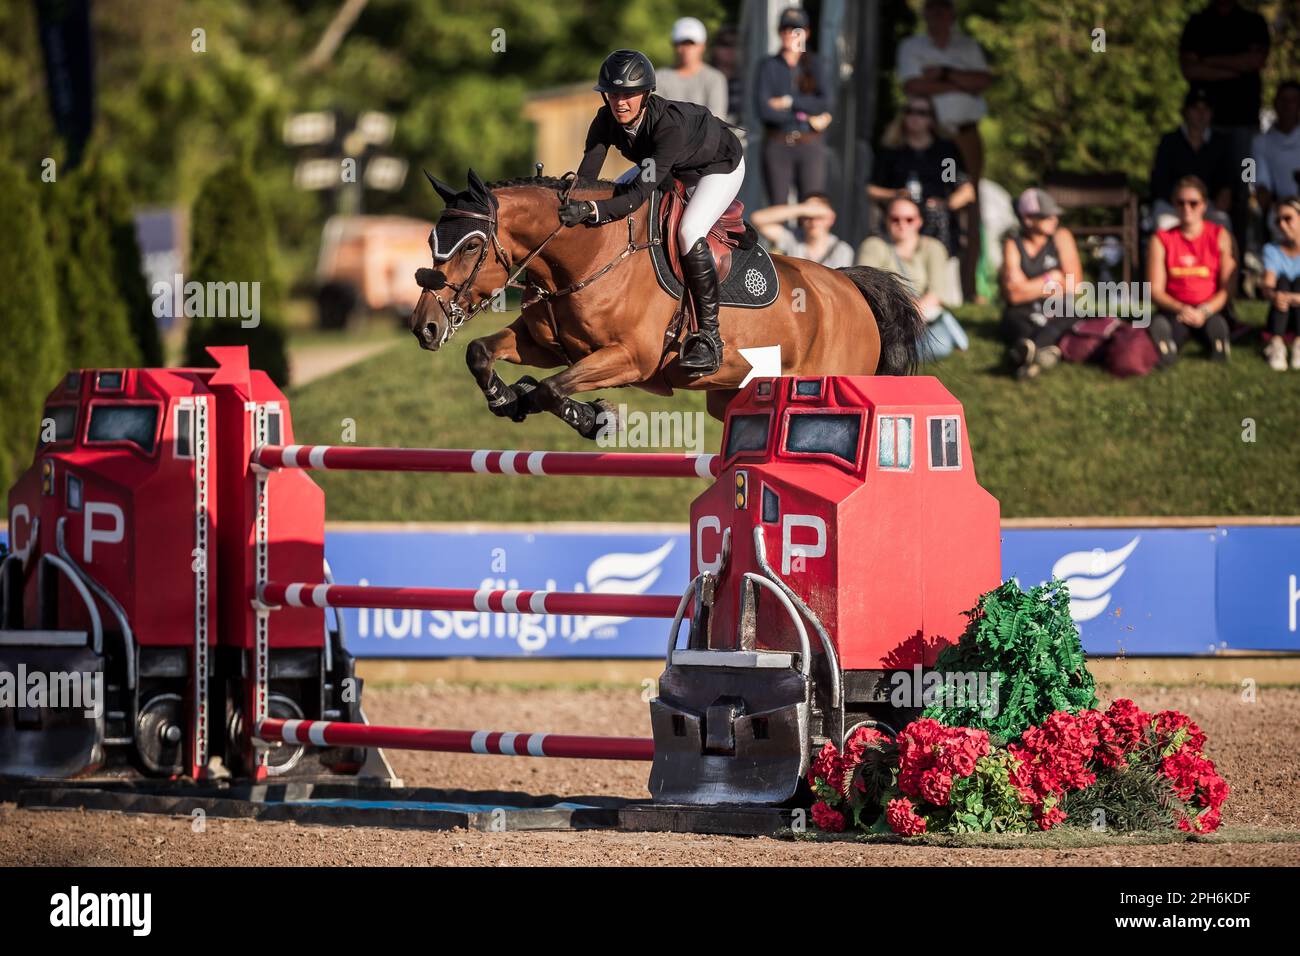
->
[4,524,1297,657]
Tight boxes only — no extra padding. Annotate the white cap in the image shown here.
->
[671,17,708,45]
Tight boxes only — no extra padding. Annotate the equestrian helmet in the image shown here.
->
[595,50,656,95]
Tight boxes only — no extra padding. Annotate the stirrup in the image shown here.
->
[679,330,723,375]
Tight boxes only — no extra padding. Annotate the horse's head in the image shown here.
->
[410,168,507,351]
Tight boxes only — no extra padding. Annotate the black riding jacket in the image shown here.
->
[577,94,742,223]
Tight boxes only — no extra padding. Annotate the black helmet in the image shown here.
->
[595,49,656,95]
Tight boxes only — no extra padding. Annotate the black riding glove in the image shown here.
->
[559,199,596,227]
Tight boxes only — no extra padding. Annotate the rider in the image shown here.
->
[559,49,746,377]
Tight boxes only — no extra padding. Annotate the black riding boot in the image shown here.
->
[678,237,724,377]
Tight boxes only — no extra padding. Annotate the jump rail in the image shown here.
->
[253,444,720,480]
[256,717,655,761]
[260,582,687,618]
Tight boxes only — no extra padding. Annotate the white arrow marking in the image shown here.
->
[738,345,782,387]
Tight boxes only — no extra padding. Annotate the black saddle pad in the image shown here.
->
[647,189,781,309]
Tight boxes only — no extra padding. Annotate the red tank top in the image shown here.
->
[1158,221,1221,306]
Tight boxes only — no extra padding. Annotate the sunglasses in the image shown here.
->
[889,215,920,224]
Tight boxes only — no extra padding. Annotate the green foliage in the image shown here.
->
[0,161,65,491]
[184,161,290,384]
[82,155,164,366]
[931,752,1035,834]
[43,172,142,371]
[1061,762,1178,832]
[953,0,1300,194]
[923,578,1097,741]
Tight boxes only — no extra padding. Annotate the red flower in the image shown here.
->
[811,800,847,833]
[886,797,927,836]
[807,742,845,793]
[919,769,955,806]
[1154,710,1207,753]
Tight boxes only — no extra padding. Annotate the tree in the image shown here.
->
[0,161,65,491]
[44,171,142,371]
[83,155,164,366]
[183,161,290,384]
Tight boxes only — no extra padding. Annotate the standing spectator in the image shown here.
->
[656,18,730,121]
[1252,80,1300,236]
[709,25,745,127]
[1150,87,1234,231]
[1260,196,1300,370]
[1147,176,1236,366]
[999,188,1082,380]
[752,193,855,268]
[867,94,975,260]
[858,196,968,361]
[897,0,992,300]
[753,6,834,204]
[1179,0,1271,244]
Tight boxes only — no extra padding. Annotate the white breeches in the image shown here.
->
[617,156,747,251]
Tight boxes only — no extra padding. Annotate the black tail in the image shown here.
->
[837,266,926,375]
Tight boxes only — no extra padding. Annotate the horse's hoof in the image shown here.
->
[511,376,542,421]
[574,399,618,440]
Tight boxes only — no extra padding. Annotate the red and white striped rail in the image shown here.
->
[252,444,719,480]
[259,582,687,619]
[257,717,655,761]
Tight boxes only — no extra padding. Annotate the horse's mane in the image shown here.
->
[486,175,616,195]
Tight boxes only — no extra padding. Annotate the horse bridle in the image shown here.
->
[417,172,658,349]
[417,174,578,348]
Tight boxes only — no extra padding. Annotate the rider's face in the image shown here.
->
[608,91,646,125]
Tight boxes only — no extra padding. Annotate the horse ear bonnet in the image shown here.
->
[429,170,498,261]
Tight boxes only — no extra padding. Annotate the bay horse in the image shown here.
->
[410,169,924,438]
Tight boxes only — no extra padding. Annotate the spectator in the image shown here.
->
[897,0,992,300]
[1179,0,1270,244]
[709,25,745,126]
[753,6,834,203]
[1260,196,1300,370]
[999,188,1082,380]
[753,193,855,268]
[1147,176,1236,366]
[1151,87,1234,231]
[656,17,730,121]
[1252,80,1300,235]
[867,94,975,259]
[858,196,969,361]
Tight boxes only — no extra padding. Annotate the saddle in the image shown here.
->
[647,185,780,312]
[660,179,747,283]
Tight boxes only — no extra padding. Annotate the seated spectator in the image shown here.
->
[1148,176,1236,366]
[753,193,855,268]
[867,94,975,258]
[656,17,730,120]
[1253,81,1300,238]
[999,188,1082,379]
[1151,87,1233,231]
[857,196,968,361]
[1260,196,1300,370]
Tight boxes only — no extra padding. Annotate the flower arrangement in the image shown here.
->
[807,699,1228,836]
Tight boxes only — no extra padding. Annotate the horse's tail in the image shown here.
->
[836,266,926,375]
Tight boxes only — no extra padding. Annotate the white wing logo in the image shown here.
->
[572,539,676,638]
[1050,536,1140,622]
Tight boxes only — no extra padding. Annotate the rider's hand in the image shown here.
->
[559,200,595,227]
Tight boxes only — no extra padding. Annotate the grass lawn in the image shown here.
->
[286,302,1300,523]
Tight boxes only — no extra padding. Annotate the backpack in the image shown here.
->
[1057,317,1158,378]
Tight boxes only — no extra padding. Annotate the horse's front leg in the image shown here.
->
[465,319,563,422]
[529,344,645,440]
